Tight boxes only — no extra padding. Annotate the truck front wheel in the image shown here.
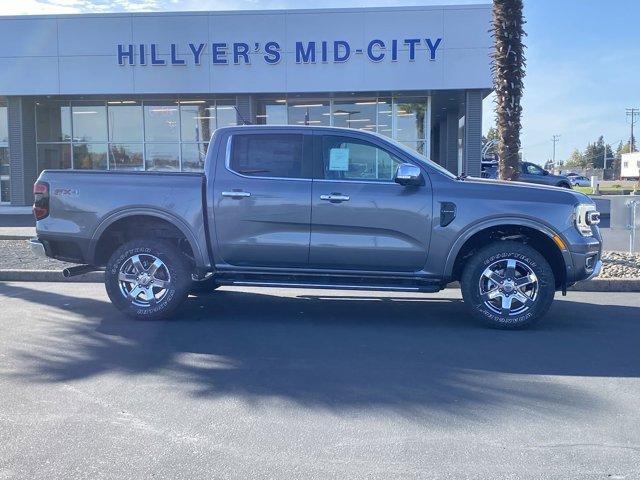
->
[460,241,555,329]
[105,239,191,320]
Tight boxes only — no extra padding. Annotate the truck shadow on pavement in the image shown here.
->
[3,282,640,419]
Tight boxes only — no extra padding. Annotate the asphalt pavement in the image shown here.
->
[0,283,639,479]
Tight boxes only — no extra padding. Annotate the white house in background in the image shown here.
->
[621,152,640,180]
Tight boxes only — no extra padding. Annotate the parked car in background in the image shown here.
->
[568,175,591,187]
[482,161,573,188]
[31,126,601,329]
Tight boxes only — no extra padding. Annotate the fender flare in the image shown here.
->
[88,208,207,268]
[443,216,571,279]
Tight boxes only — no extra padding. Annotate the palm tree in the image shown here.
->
[492,0,526,181]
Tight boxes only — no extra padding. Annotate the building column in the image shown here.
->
[463,90,482,178]
[8,97,37,206]
[445,110,459,174]
[235,94,257,124]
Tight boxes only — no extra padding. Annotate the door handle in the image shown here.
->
[221,191,251,199]
[320,194,350,203]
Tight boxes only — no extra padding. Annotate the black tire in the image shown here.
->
[105,239,192,320]
[460,241,555,329]
[189,276,220,295]
[558,182,572,189]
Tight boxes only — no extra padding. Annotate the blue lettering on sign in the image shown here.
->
[263,41,281,64]
[171,44,185,65]
[117,38,444,66]
[188,43,206,65]
[212,43,228,64]
[117,44,134,65]
[367,39,385,62]
[333,40,350,62]
[296,41,316,64]
[150,44,165,65]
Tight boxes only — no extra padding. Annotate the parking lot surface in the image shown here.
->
[0,282,639,479]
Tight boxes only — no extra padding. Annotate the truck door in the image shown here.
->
[212,131,313,268]
[308,133,432,272]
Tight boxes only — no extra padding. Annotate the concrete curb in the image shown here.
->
[0,270,104,282]
[0,235,33,240]
[1,270,639,291]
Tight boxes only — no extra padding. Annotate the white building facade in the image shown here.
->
[0,4,493,205]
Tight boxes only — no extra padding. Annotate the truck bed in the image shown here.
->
[35,170,210,268]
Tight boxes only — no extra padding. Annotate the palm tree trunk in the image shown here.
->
[492,0,526,181]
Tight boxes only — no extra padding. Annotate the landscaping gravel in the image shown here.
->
[0,240,72,270]
[599,251,640,279]
[1,239,639,279]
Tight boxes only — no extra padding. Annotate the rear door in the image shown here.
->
[308,132,432,272]
[212,130,313,268]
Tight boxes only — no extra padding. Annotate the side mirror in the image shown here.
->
[394,163,422,186]
[543,170,549,175]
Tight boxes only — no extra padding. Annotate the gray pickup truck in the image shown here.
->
[31,126,602,329]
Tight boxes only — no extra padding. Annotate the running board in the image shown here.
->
[214,272,443,293]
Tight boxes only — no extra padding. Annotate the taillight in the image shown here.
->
[33,181,50,220]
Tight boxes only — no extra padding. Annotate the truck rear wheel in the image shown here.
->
[105,239,191,320]
[460,241,555,329]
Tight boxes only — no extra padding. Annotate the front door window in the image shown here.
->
[319,135,403,182]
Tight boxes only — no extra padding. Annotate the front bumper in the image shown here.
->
[585,259,603,281]
[563,226,602,283]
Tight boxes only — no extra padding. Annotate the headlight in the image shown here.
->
[575,203,600,236]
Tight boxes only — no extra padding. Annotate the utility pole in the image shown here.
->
[627,108,639,152]
[551,134,560,172]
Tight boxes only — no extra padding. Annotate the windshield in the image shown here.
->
[380,134,459,180]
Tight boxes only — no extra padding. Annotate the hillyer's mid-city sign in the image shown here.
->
[117,38,444,66]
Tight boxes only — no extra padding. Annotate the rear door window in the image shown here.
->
[230,134,308,179]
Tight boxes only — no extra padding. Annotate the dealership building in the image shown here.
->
[0,4,492,206]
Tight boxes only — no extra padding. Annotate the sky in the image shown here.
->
[1,0,638,165]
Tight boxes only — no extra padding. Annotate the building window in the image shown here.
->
[377,98,393,138]
[37,143,71,171]
[288,100,330,126]
[110,144,144,171]
[1,101,10,203]
[144,102,179,142]
[35,98,238,173]
[255,95,430,156]
[256,99,287,125]
[181,143,208,172]
[73,143,108,170]
[72,103,107,142]
[332,99,377,132]
[145,143,180,171]
[394,97,430,155]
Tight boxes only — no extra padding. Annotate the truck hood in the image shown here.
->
[458,176,593,206]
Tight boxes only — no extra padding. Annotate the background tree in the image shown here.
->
[482,126,499,144]
[492,0,526,181]
[565,148,585,169]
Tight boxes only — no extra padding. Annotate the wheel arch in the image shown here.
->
[445,217,572,289]
[89,208,206,269]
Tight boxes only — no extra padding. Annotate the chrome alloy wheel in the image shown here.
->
[118,254,171,307]
[478,258,539,317]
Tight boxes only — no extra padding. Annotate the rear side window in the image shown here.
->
[230,134,305,179]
